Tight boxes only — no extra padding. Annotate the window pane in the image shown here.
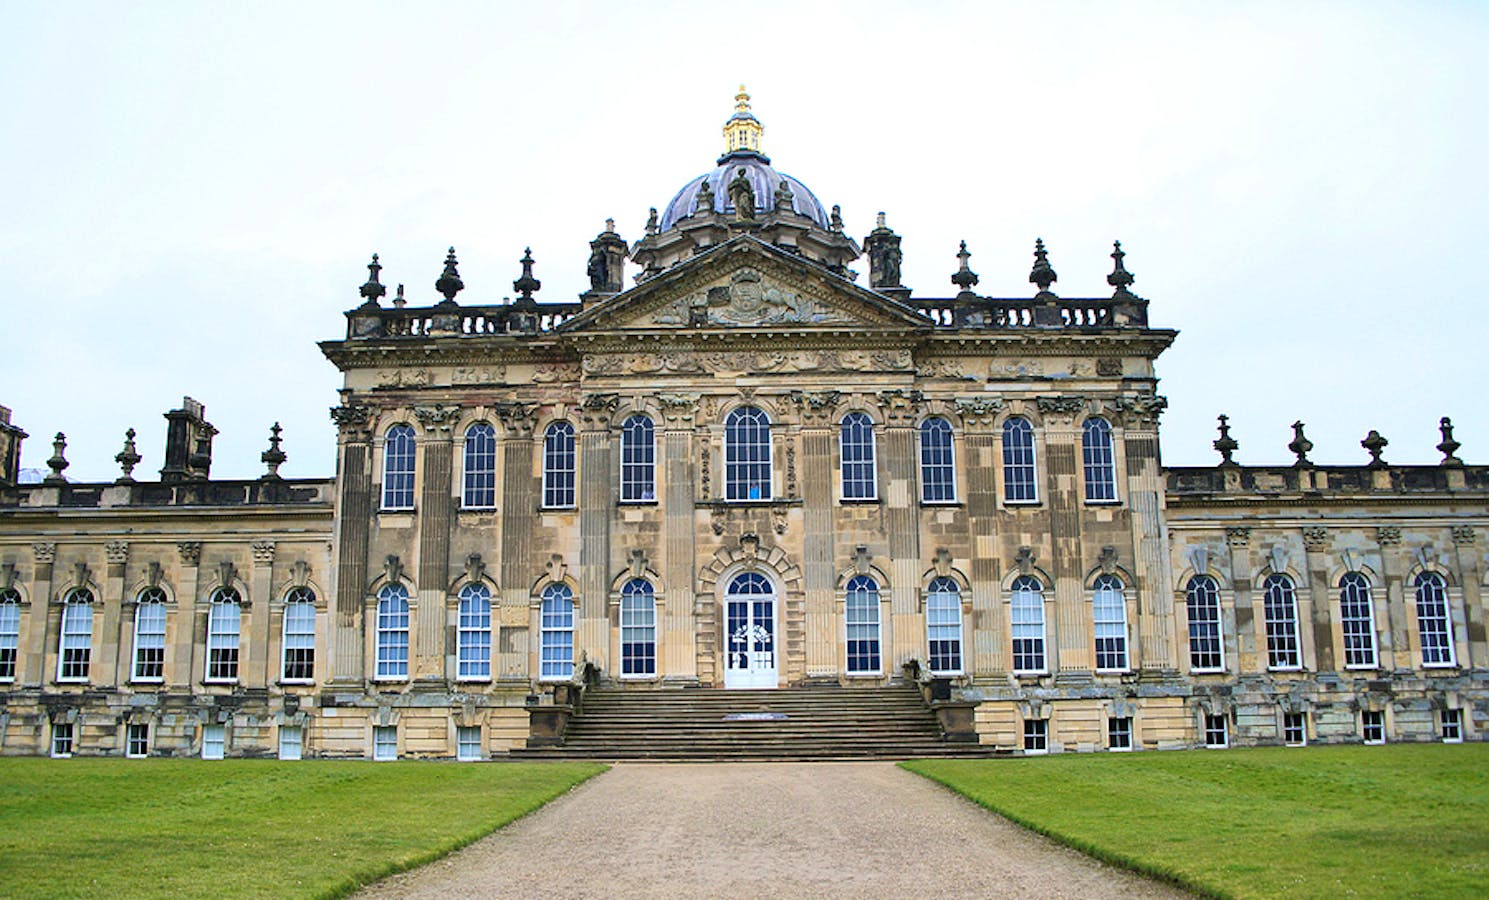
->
[133,589,167,681]
[202,724,225,759]
[845,575,881,674]
[620,579,656,676]
[1415,573,1455,666]
[1011,575,1045,673]
[282,587,316,682]
[919,418,955,503]
[382,425,416,510]
[543,422,577,508]
[462,423,498,509]
[206,589,241,681]
[127,723,149,758]
[373,725,397,760]
[0,590,20,680]
[1092,574,1128,671]
[840,413,878,500]
[927,577,962,674]
[59,591,95,681]
[1002,417,1038,503]
[1339,573,1377,668]
[540,584,574,680]
[376,585,410,679]
[458,584,492,680]
[1263,575,1300,669]
[457,725,481,761]
[1186,576,1224,671]
[620,415,656,502]
[278,725,303,760]
[1082,417,1117,502]
[725,407,772,501]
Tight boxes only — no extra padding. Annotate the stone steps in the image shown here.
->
[512,683,993,761]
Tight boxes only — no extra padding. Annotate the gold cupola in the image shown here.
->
[722,85,763,156]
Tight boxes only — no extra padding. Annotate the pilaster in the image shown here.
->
[23,542,54,687]
[659,394,698,680]
[496,403,538,678]
[1119,396,1175,672]
[1039,398,1086,675]
[1303,527,1335,672]
[330,404,373,684]
[956,397,1004,676]
[579,394,617,673]
[877,390,922,669]
[1377,527,1406,671]
[1451,526,1485,668]
[792,391,838,678]
[247,540,275,687]
[1224,527,1254,673]
[96,541,128,689]
[414,404,461,682]
[173,541,202,686]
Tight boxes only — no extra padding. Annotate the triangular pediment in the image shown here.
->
[559,236,931,334]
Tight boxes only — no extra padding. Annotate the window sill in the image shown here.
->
[455,677,492,684]
[1443,736,1464,744]
[839,497,880,505]
[929,670,964,678]
[920,500,962,508]
[459,505,497,513]
[373,676,409,683]
[1084,499,1122,506]
[55,678,89,685]
[1107,745,1134,753]
[131,678,165,685]
[619,674,659,681]
[1004,500,1042,508]
[618,499,659,507]
[379,507,416,514]
[203,679,238,685]
[539,506,578,513]
[278,679,315,686]
[1190,667,1227,675]
[1268,666,1304,673]
[1422,662,1460,670]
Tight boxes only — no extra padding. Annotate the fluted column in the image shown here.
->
[1120,397,1176,672]
[1038,399,1086,677]
[96,542,129,689]
[496,404,538,679]
[414,405,461,682]
[579,395,618,674]
[794,393,838,678]
[659,396,698,681]
[1453,527,1486,668]
[956,398,1004,676]
[877,390,922,670]
[329,405,374,684]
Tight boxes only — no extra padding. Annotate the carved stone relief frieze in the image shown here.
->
[650,268,852,327]
[376,368,431,389]
[531,363,581,384]
[451,365,506,385]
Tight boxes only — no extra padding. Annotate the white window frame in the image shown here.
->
[278,725,304,760]
[619,579,657,678]
[1010,575,1047,675]
[0,589,21,681]
[461,422,498,510]
[1362,709,1386,745]
[1442,709,1464,743]
[1283,712,1307,747]
[457,583,492,681]
[280,588,316,683]
[456,725,482,761]
[58,590,95,683]
[839,412,878,502]
[925,577,963,675]
[1022,718,1048,755]
[1001,416,1039,504]
[1185,575,1225,673]
[375,584,410,680]
[619,414,657,503]
[1092,574,1129,672]
[724,406,772,502]
[201,724,225,759]
[1204,713,1228,749]
[381,424,417,511]
[1107,716,1133,751]
[844,575,882,675]
[1414,572,1457,668]
[1338,572,1378,670]
[542,421,577,509]
[126,723,149,758]
[51,722,73,758]
[1262,574,1302,671]
[205,588,242,683]
[373,725,397,761]
[131,588,167,682]
[1081,416,1119,503]
[539,583,575,681]
[918,417,956,504]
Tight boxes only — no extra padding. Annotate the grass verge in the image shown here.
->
[0,757,606,899]
[904,743,1489,898]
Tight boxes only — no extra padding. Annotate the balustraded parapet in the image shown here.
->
[913,295,1148,329]
[346,303,583,340]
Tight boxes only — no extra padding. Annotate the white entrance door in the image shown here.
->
[724,573,777,689]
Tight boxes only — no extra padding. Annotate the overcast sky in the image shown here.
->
[3,2,1485,481]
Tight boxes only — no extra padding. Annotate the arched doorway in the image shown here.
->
[724,572,777,689]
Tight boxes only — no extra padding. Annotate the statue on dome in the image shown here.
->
[727,167,756,221]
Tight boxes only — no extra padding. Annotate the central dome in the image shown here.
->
[658,151,831,232]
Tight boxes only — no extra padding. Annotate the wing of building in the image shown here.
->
[1,90,1484,759]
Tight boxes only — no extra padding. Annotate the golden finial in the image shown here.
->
[723,84,763,155]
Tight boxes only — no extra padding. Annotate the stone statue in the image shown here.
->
[694,177,715,215]
[645,207,658,235]
[773,177,794,212]
[586,245,607,292]
[882,244,901,286]
[727,167,756,221]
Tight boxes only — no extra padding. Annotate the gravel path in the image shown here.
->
[357,762,1187,899]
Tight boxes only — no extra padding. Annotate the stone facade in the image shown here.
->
[0,95,1484,758]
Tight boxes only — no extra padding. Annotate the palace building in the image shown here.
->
[1,90,1484,759]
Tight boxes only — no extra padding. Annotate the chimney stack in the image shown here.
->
[160,397,216,483]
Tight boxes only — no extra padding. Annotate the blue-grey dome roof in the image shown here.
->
[659,151,830,231]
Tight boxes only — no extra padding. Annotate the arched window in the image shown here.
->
[919,417,956,503]
[281,586,316,682]
[1092,574,1128,671]
[382,424,416,510]
[725,406,772,501]
[542,421,577,509]
[840,413,878,501]
[620,579,656,677]
[845,575,881,674]
[457,583,492,680]
[58,588,95,681]
[375,584,410,679]
[1262,574,1301,670]
[206,587,242,682]
[926,577,962,675]
[539,584,574,680]
[1002,417,1038,503]
[462,422,497,509]
[132,587,167,682]
[620,415,656,503]
[1338,572,1378,669]
[1414,572,1455,667]
[1185,575,1224,671]
[1082,417,1117,502]
[0,588,21,680]
[1011,575,1046,673]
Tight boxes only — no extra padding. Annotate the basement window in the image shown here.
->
[51,723,73,758]
[1107,716,1133,751]
[126,723,149,758]
[1362,710,1385,745]
[1442,709,1463,743]
[1023,718,1048,754]
[374,725,397,761]
[457,726,482,761]
[1283,712,1307,747]
[1204,714,1228,749]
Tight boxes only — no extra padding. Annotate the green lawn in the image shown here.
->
[905,744,1489,898]
[0,758,605,899]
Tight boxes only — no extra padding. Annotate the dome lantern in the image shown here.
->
[723,85,763,157]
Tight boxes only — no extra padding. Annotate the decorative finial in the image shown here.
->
[645,207,659,235]
[1029,238,1058,294]
[830,204,843,232]
[605,217,615,233]
[1213,415,1239,466]
[435,247,464,304]
[359,253,387,306]
[44,432,68,484]
[951,240,980,296]
[260,422,287,479]
[1361,430,1389,467]
[188,431,212,480]
[722,84,764,156]
[1288,421,1313,466]
[1108,240,1135,296]
[393,283,406,308]
[875,211,887,229]
[694,177,715,215]
[1438,417,1463,467]
[115,428,141,483]
[513,247,541,302]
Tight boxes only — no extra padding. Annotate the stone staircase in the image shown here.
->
[512,683,991,761]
